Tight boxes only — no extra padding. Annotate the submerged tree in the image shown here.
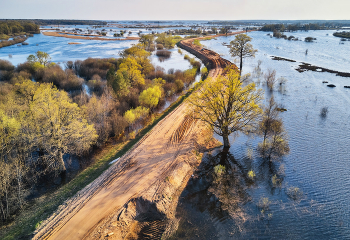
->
[139,34,155,50]
[229,34,257,76]
[259,97,279,143]
[188,70,263,148]
[25,81,98,172]
[258,97,289,159]
[265,69,277,90]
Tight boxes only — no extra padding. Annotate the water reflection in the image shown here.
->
[170,144,289,239]
[171,142,335,239]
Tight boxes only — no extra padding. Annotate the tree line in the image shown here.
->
[1,19,107,26]
[260,23,334,32]
[0,20,38,49]
[164,27,234,37]
[0,20,39,35]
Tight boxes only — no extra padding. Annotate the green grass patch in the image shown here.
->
[201,37,216,41]
[0,34,10,40]
[193,39,202,47]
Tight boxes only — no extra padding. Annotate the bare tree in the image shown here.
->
[265,69,277,90]
[258,97,289,159]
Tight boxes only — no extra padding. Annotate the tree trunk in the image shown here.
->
[219,147,230,166]
[57,151,66,173]
[223,134,230,148]
[1,203,5,221]
[239,55,243,76]
[16,166,23,208]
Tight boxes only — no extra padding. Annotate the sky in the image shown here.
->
[1,0,349,20]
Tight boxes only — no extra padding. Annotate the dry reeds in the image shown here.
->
[0,36,28,49]
[156,50,171,58]
[265,69,277,90]
[156,50,172,62]
[156,44,164,50]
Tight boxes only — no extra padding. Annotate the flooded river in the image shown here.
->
[172,30,350,239]
[0,25,193,73]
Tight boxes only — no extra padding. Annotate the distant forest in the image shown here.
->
[207,20,350,28]
[260,23,341,32]
[0,20,39,35]
[28,19,107,26]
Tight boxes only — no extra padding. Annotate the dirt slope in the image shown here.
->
[33,31,242,240]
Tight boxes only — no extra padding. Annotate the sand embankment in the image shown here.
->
[33,31,243,240]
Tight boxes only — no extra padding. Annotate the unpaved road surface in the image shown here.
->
[33,31,242,240]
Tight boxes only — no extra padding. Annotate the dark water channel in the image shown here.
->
[28,154,82,200]
[171,30,350,239]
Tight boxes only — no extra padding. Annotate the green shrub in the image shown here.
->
[213,164,225,178]
[193,39,202,47]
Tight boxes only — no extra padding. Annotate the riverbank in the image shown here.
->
[0,35,28,49]
[41,31,139,41]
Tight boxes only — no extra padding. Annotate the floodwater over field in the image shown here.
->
[0,24,201,195]
[172,30,350,239]
[0,26,194,72]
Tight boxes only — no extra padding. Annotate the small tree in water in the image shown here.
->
[265,69,277,91]
[188,69,263,148]
[258,97,289,159]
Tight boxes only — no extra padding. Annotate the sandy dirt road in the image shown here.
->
[33,31,243,240]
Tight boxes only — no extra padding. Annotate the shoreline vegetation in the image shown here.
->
[0,81,204,240]
[0,20,39,48]
[333,31,350,39]
[0,35,29,49]
[0,32,203,238]
[41,31,139,40]
[41,27,250,42]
